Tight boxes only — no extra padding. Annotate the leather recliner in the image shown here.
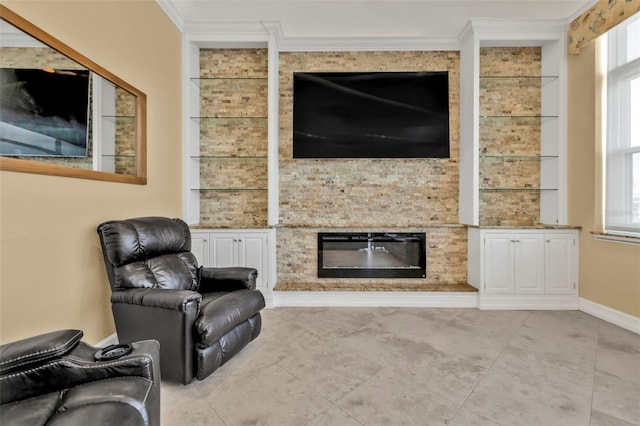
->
[0,329,160,426]
[97,216,265,384]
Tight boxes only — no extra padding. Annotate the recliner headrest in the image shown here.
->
[97,217,191,267]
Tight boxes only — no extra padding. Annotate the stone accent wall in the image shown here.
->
[478,47,543,226]
[114,88,137,175]
[276,226,467,287]
[198,49,268,228]
[277,51,466,288]
[279,51,460,227]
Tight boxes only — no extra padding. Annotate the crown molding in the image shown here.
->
[469,18,566,37]
[279,36,460,52]
[155,0,185,32]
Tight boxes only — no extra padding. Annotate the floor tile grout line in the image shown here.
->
[588,319,603,426]
[445,310,534,426]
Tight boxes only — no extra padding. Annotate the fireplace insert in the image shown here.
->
[318,232,426,278]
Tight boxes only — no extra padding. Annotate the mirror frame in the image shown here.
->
[0,5,147,184]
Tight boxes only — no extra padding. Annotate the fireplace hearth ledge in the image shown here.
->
[273,282,477,292]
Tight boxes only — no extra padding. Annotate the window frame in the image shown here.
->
[605,14,640,236]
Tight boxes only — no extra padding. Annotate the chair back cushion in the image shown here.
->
[97,217,199,291]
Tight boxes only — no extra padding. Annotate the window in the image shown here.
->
[605,14,640,236]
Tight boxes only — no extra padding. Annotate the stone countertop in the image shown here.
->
[466,224,582,230]
[273,224,467,229]
[190,224,581,230]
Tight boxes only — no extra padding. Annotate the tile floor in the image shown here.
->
[161,307,640,426]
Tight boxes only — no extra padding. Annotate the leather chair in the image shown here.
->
[97,216,265,384]
[0,329,160,426]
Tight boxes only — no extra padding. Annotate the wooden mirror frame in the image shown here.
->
[0,5,147,184]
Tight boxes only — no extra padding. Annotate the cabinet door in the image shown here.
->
[514,233,545,294]
[211,233,237,268]
[190,232,210,267]
[237,232,268,290]
[545,234,575,294]
[484,234,515,294]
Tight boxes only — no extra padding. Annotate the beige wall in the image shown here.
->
[567,42,640,318]
[0,0,183,344]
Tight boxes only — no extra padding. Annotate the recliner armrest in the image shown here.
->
[111,288,202,312]
[199,267,258,292]
[0,337,160,407]
[0,329,82,375]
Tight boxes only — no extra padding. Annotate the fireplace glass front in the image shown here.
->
[318,232,426,278]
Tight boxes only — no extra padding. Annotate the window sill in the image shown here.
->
[592,231,640,246]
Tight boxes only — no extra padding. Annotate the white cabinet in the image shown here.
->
[468,228,579,309]
[544,233,577,294]
[484,233,545,295]
[190,229,270,294]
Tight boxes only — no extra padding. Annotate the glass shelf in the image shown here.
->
[190,188,267,192]
[479,188,559,192]
[190,77,268,88]
[101,154,136,158]
[101,115,136,123]
[479,75,558,88]
[480,115,558,124]
[480,155,558,160]
[190,116,267,121]
[190,155,267,159]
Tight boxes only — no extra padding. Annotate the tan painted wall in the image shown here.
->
[567,42,640,318]
[0,0,183,344]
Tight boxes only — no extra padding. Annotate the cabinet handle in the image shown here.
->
[546,239,551,242]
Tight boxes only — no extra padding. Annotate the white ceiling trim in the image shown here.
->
[156,0,185,31]
[278,35,461,52]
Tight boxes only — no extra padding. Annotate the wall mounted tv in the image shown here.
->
[0,68,90,157]
[292,71,450,159]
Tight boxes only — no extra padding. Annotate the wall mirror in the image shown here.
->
[0,5,146,184]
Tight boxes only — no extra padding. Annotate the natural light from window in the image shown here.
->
[605,14,640,236]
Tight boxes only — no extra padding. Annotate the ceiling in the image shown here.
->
[157,0,596,38]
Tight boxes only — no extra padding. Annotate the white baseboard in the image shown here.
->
[95,333,118,347]
[273,291,478,308]
[478,295,580,310]
[580,298,640,334]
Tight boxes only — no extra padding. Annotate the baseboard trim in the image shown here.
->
[580,298,640,334]
[273,291,478,308]
[95,333,118,348]
[478,295,580,310]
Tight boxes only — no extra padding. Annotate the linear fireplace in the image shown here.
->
[318,232,426,278]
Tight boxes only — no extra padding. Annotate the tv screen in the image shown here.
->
[0,68,90,157]
[292,71,450,159]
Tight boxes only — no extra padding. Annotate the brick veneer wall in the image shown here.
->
[277,51,466,287]
[478,47,543,226]
[198,49,268,227]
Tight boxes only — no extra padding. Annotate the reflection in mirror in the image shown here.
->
[0,6,146,184]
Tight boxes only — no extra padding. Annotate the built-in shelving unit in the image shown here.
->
[459,19,567,227]
[185,47,270,228]
[460,19,577,310]
[94,77,138,176]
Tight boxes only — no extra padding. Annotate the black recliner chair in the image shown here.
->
[97,216,265,384]
[0,329,160,426]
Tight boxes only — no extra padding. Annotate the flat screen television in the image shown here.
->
[0,68,90,157]
[292,71,450,159]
